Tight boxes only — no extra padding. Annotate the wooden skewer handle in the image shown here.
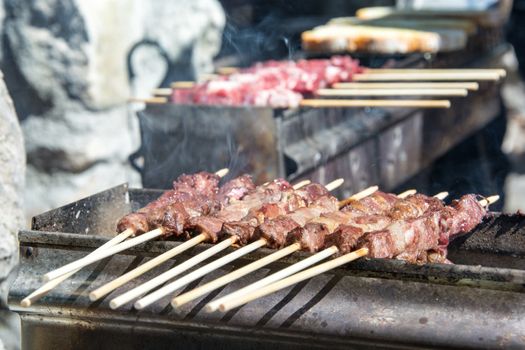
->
[332,82,479,91]
[354,72,500,81]
[365,68,506,78]
[128,97,168,104]
[43,228,164,282]
[20,228,134,307]
[205,245,339,312]
[301,99,451,109]
[135,239,267,310]
[109,236,236,310]
[316,88,468,97]
[172,243,302,308]
[89,234,207,301]
[218,248,369,312]
[170,81,196,89]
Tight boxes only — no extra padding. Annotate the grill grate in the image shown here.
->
[9,185,525,349]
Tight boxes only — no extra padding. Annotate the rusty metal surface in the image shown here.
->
[9,187,525,349]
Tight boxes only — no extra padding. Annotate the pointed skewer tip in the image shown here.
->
[325,178,344,192]
[434,192,449,200]
[292,179,311,190]
[215,168,229,178]
[397,189,416,199]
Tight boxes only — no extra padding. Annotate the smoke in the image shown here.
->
[218,12,300,66]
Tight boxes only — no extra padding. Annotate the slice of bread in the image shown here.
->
[302,24,467,54]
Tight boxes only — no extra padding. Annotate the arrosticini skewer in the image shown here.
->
[204,190,450,312]
[42,169,232,283]
[172,188,422,308]
[89,179,315,302]
[218,196,500,312]
[24,169,232,306]
[109,179,346,309]
[133,181,379,310]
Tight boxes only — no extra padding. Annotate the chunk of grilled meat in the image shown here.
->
[357,194,486,263]
[189,179,293,242]
[222,183,332,245]
[117,173,254,235]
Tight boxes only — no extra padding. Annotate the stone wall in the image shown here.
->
[0,70,24,350]
[1,0,225,218]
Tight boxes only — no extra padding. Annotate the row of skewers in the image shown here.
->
[132,56,506,109]
[23,169,498,313]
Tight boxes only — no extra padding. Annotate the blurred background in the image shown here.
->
[2,1,525,349]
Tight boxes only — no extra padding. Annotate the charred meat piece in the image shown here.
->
[160,197,222,237]
[342,191,399,215]
[357,194,487,262]
[117,173,254,235]
[222,183,332,245]
[189,179,293,242]
[294,192,444,254]
[259,195,339,249]
[117,171,220,234]
[217,174,256,204]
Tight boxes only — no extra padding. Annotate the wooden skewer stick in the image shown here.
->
[89,234,207,301]
[216,67,240,75]
[205,245,339,312]
[89,177,315,301]
[43,228,165,282]
[217,194,499,312]
[106,178,339,308]
[300,99,451,109]
[332,82,479,91]
[134,238,268,310]
[219,248,369,312]
[325,178,344,192]
[171,243,301,308]
[215,168,229,178]
[152,88,172,96]
[43,169,230,283]
[170,81,196,89]
[292,179,311,190]
[20,228,134,307]
[171,185,379,308]
[128,97,168,104]
[353,72,501,81]
[397,189,417,199]
[434,191,449,201]
[365,68,506,78]
[338,185,378,208]
[109,236,237,309]
[316,88,468,97]
[478,195,500,207]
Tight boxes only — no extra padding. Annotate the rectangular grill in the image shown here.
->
[131,45,507,197]
[9,185,525,349]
